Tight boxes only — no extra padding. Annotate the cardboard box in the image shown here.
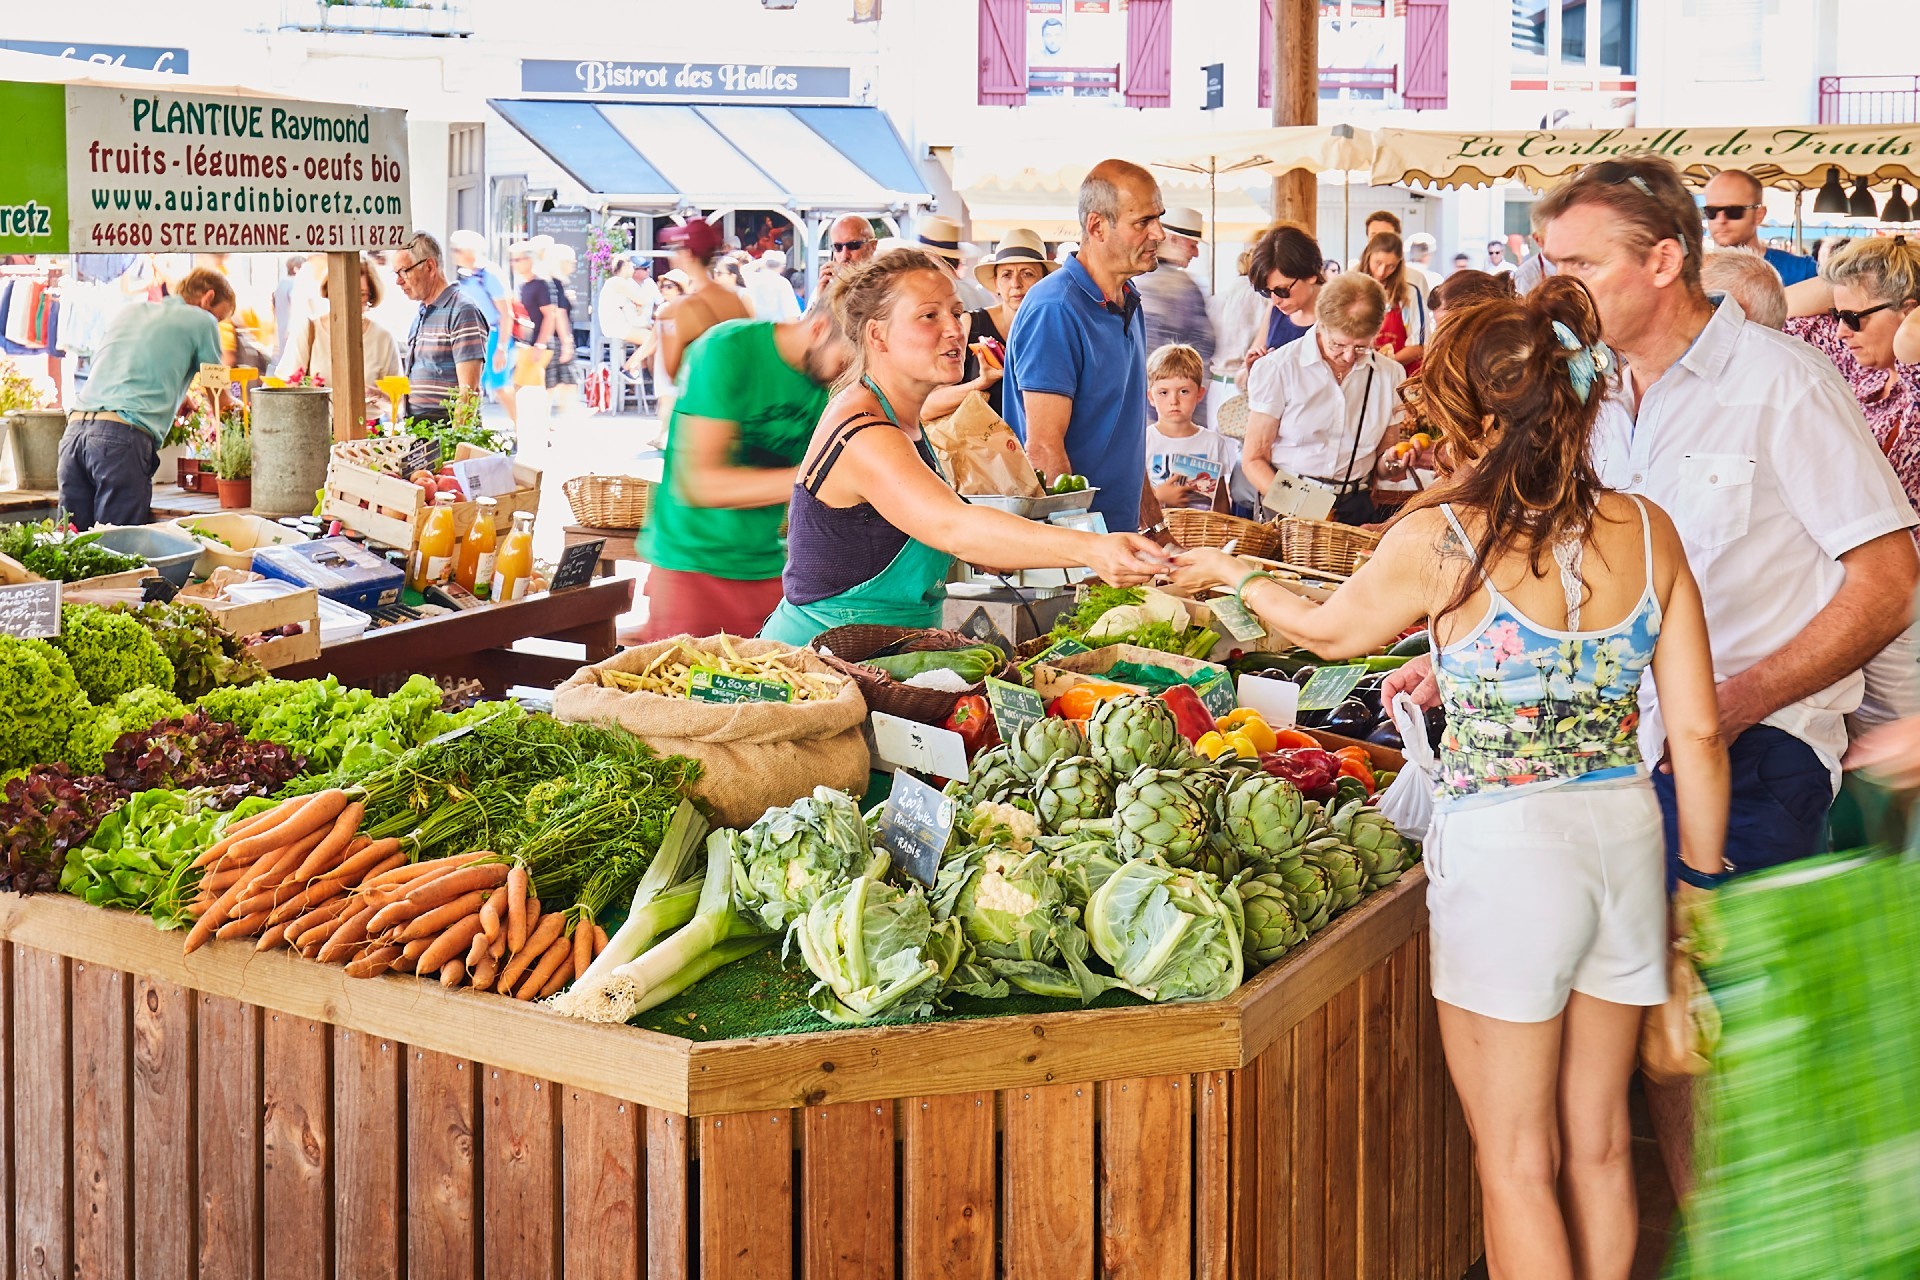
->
[194,587,323,670]
[165,513,310,577]
[321,442,540,554]
[1028,643,1232,706]
[941,589,1078,656]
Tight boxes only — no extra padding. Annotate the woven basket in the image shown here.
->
[1165,508,1283,559]
[1279,517,1381,576]
[330,438,411,474]
[810,625,1007,725]
[564,475,655,530]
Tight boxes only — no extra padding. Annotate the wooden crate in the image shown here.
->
[1029,642,1229,703]
[0,870,1479,1280]
[0,550,156,593]
[194,587,324,670]
[322,443,541,554]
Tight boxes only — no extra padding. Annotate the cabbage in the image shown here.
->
[1085,858,1245,1003]
[795,876,962,1024]
[936,845,1116,1003]
[731,786,875,933]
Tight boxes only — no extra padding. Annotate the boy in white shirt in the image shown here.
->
[1145,343,1239,513]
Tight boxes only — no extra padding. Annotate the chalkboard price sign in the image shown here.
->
[550,539,602,592]
[400,437,441,477]
[0,580,60,639]
[874,770,956,888]
[984,676,1046,740]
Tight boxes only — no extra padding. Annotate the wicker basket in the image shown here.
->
[563,475,655,530]
[810,625,1007,725]
[1164,509,1283,559]
[330,438,411,474]
[1279,517,1381,576]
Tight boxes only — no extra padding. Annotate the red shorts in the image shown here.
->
[638,568,785,643]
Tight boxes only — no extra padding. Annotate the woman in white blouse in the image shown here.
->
[1232,271,1405,525]
[274,255,401,404]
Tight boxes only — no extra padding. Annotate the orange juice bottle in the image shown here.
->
[490,511,536,602]
[410,492,456,592]
[455,497,499,596]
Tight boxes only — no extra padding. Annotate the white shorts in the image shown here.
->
[1425,783,1669,1023]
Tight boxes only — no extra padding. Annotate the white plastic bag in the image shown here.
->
[1374,692,1437,842]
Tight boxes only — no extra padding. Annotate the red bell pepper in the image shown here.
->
[942,695,999,759]
[1159,684,1217,745]
[1258,747,1342,800]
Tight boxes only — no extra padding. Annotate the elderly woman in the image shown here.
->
[273,255,401,403]
[1361,231,1431,370]
[923,228,1055,420]
[1234,223,1326,394]
[1231,271,1405,525]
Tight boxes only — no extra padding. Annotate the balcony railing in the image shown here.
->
[1818,75,1920,125]
[1320,65,1399,96]
[279,0,472,37]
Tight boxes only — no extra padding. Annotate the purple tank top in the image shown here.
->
[781,415,941,607]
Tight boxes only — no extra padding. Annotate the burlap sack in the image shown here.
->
[552,635,871,828]
[925,391,1047,498]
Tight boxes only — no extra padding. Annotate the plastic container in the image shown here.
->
[167,513,310,577]
[961,488,1099,520]
[252,537,406,612]
[89,524,202,588]
[222,580,372,646]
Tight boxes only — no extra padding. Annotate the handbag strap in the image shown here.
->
[1337,362,1377,488]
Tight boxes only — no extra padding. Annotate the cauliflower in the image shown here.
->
[970,850,1043,916]
[964,801,1039,852]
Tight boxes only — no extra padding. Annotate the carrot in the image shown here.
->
[202,861,258,895]
[489,931,506,962]
[392,936,432,975]
[479,886,507,942]
[417,915,486,975]
[537,954,576,1000]
[365,895,429,938]
[506,864,529,954]
[402,862,509,909]
[284,895,354,946]
[225,789,349,866]
[230,826,331,916]
[399,891,487,943]
[216,910,269,940]
[440,959,465,988]
[318,902,380,965]
[265,872,350,928]
[344,944,402,978]
[360,850,486,891]
[525,897,541,938]
[571,916,592,980]
[316,837,403,887]
[288,800,365,881]
[515,931,573,1000]
[498,910,564,994]
[256,922,290,951]
[472,954,497,992]
[593,923,609,958]
[191,800,297,868]
[185,839,307,954]
[466,929,490,969]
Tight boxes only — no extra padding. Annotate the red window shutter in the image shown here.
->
[1403,0,1450,111]
[978,0,1028,107]
[1257,0,1275,109]
[1124,0,1173,108]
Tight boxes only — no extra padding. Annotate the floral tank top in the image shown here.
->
[1432,500,1661,806]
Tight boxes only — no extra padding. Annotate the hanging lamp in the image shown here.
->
[1814,166,1850,214]
[1848,175,1880,218]
[1883,183,1914,224]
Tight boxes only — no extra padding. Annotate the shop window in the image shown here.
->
[1600,0,1634,75]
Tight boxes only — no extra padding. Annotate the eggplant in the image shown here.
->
[1326,697,1376,738]
[1290,665,1317,687]
[1368,721,1404,749]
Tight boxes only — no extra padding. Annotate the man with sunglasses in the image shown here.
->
[394,231,488,424]
[827,214,876,266]
[1701,168,1818,285]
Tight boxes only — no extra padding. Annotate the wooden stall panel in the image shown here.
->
[561,1089,642,1280]
[1323,982,1362,1280]
[133,975,196,1279]
[15,946,69,1280]
[1229,1020,1293,1280]
[802,1101,895,1280]
[1388,940,1422,1280]
[408,1049,479,1280]
[646,1109,692,1280]
[700,1109,796,1280]
[1356,961,1394,1280]
[198,993,261,1280]
[483,1069,561,1280]
[1192,1071,1232,1280]
[1288,1007,1326,1279]
[1100,1076,1192,1280]
[71,962,130,1280]
[334,1030,404,1280]
[264,1014,331,1280]
[1001,1082,1095,1280]
[900,1092,995,1280]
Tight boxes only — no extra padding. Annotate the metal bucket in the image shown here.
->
[4,410,69,491]
[249,387,332,516]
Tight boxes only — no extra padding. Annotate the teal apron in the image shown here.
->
[762,378,955,645]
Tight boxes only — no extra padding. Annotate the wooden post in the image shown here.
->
[1271,0,1319,231]
[326,250,367,441]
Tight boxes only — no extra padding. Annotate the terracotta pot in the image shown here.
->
[215,477,252,509]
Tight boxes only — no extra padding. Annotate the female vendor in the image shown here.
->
[760,249,1167,644]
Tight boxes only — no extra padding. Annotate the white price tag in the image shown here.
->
[866,712,969,779]
[1235,674,1299,728]
[1261,468,1336,521]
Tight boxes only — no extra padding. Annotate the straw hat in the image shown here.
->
[1161,207,1205,242]
[915,214,965,263]
[974,228,1060,287]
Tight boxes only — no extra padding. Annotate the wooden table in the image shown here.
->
[277,575,633,695]
[562,522,644,577]
[0,487,59,521]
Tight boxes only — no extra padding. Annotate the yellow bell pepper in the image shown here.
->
[1215,709,1278,754]
[1223,730,1261,759]
[1194,731,1237,761]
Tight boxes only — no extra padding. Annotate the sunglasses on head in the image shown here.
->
[831,239,871,254]
[1703,204,1763,221]
[1583,160,1693,255]
[1833,302,1897,331]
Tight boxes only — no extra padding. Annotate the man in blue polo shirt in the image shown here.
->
[1702,168,1819,285]
[1004,159,1166,532]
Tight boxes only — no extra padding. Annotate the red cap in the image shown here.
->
[659,219,723,260]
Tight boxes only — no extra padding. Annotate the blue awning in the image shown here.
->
[488,100,931,212]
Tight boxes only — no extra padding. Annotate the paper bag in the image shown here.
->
[925,392,1046,498]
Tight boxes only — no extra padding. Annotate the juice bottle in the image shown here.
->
[410,492,456,592]
[455,496,499,596]
[490,511,536,602]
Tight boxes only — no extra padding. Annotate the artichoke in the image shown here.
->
[1192,834,1244,883]
[1112,766,1213,867]
[1330,802,1415,889]
[1085,857,1245,1003]
[1086,695,1181,778]
[1219,773,1311,865]
[1239,872,1310,966]
[1303,837,1366,919]
[1007,717,1086,780]
[1276,858,1334,933]
[959,744,1027,805]
[1033,755,1115,832]
[1184,767,1230,828]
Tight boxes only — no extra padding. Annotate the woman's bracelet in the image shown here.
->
[1234,570,1276,605]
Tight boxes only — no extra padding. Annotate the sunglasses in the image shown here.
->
[1582,160,1694,256]
[1703,204,1763,221]
[830,240,872,254]
[1833,302,1896,331]
[1258,275,1307,300]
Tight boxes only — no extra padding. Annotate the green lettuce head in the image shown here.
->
[1086,857,1245,1003]
[795,875,962,1024]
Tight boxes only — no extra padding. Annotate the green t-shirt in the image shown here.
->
[642,320,828,580]
[72,296,225,444]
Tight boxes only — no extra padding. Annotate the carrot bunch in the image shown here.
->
[331,856,609,998]
[182,788,404,956]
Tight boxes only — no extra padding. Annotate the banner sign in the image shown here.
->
[0,80,411,254]
[519,59,852,100]
[1,41,189,73]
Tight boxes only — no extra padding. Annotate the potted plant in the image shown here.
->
[207,413,253,509]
